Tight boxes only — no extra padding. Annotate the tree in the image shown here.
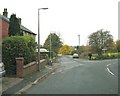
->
[59,45,73,55]
[43,33,63,54]
[73,45,88,55]
[77,45,90,54]
[88,29,113,55]
[108,41,117,52]
[8,14,23,36]
[116,40,120,52]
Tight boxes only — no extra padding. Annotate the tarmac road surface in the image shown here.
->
[25,55,118,94]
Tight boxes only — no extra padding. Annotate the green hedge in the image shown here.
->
[91,52,120,60]
[2,36,36,75]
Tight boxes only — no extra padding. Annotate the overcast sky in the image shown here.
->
[0,0,119,46]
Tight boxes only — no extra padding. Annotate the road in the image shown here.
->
[25,55,118,94]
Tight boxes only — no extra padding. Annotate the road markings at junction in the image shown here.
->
[106,64,114,76]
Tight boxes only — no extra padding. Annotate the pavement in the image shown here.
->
[1,62,59,95]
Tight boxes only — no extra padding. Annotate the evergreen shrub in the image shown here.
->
[2,36,36,75]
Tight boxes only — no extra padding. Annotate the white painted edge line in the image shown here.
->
[106,64,115,76]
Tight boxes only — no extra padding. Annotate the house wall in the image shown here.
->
[0,18,9,39]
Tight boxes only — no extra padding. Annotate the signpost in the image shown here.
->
[102,48,107,58]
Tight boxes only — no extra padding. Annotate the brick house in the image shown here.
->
[0,8,36,40]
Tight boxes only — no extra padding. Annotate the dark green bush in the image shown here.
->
[2,36,36,75]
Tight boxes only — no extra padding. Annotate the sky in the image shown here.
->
[0,0,119,46]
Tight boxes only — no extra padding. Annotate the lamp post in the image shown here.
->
[38,8,48,71]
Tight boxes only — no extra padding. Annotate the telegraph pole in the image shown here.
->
[78,34,80,47]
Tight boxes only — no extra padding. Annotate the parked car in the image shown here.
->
[0,62,6,77]
[73,53,79,58]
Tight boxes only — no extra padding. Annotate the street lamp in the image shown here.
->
[38,8,48,71]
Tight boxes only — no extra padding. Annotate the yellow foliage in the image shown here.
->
[59,45,73,55]
[107,53,111,57]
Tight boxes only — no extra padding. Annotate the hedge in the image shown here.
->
[2,36,36,75]
[91,52,120,60]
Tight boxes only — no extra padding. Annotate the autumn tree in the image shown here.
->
[8,14,23,36]
[59,45,73,55]
[88,29,113,55]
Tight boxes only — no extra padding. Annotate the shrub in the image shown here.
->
[92,52,119,60]
[2,36,36,75]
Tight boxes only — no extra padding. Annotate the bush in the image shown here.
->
[91,52,120,60]
[2,36,36,75]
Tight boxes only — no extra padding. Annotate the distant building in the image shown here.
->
[0,8,36,40]
[36,48,49,53]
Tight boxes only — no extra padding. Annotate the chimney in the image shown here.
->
[3,8,8,18]
[18,18,21,24]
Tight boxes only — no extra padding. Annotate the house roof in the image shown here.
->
[20,25,36,35]
[0,14,9,23]
[0,14,36,35]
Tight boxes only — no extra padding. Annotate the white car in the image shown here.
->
[0,62,6,77]
[73,53,79,58]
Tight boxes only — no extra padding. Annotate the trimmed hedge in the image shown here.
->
[2,36,36,75]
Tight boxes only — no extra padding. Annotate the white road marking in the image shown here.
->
[106,64,115,76]
[107,64,111,67]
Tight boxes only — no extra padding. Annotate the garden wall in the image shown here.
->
[16,58,48,78]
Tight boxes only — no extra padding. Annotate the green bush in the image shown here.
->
[2,36,36,75]
[91,52,120,60]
